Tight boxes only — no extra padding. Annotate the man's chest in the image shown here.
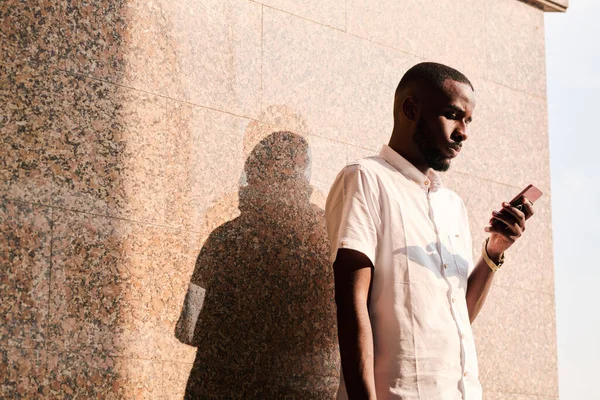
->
[374,182,473,283]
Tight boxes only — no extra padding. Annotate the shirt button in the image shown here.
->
[341,240,347,246]
[455,233,460,238]
[451,297,456,303]
[424,181,429,185]
[443,263,448,269]
[464,371,469,377]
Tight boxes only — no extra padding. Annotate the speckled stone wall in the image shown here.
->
[1,0,559,398]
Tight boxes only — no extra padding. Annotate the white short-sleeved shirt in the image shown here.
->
[325,145,483,400]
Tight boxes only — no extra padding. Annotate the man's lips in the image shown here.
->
[447,145,461,158]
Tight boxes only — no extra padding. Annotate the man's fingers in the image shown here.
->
[487,197,535,238]
[491,209,517,228]
[520,199,535,219]
[501,202,526,223]
[487,218,522,240]
[490,210,522,236]
[484,222,519,242]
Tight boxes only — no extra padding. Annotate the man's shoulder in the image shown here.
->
[327,156,386,206]
[342,155,390,177]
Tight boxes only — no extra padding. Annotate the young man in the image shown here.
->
[325,62,535,400]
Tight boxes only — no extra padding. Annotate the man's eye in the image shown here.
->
[445,112,457,119]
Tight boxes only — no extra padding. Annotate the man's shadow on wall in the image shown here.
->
[176,131,339,399]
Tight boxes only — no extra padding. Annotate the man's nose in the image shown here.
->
[455,121,469,141]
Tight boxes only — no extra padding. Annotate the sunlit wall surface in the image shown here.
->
[1,0,560,398]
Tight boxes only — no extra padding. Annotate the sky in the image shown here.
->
[545,1,600,399]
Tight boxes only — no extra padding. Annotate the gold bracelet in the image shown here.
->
[482,237,505,272]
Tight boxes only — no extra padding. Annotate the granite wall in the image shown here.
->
[1,0,559,398]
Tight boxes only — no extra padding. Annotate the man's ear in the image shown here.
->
[402,96,420,122]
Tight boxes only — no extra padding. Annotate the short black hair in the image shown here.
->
[396,62,474,95]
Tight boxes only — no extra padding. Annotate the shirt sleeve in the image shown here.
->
[325,163,380,267]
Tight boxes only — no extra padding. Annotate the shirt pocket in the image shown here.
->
[446,232,470,278]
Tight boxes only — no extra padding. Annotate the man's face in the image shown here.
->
[413,79,476,172]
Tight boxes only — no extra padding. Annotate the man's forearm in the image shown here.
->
[465,248,502,323]
[336,304,377,400]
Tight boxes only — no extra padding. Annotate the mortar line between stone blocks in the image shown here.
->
[447,169,522,188]
[489,389,558,399]
[308,133,379,152]
[346,144,350,164]
[45,205,54,377]
[480,76,548,101]
[34,351,339,370]
[45,352,168,364]
[260,5,418,60]
[260,4,264,115]
[0,196,53,210]
[256,2,346,33]
[256,3,425,67]
[45,204,205,234]
[345,0,348,32]
[483,0,490,90]
[342,30,420,60]
[161,99,256,121]
[158,359,168,398]
[2,342,43,352]
[55,68,259,123]
[55,0,63,72]
[492,282,554,297]
[246,127,380,152]
[448,170,553,197]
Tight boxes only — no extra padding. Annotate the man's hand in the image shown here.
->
[484,196,535,259]
[466,196,535,322]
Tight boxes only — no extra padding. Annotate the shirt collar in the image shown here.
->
[379,144,443,192]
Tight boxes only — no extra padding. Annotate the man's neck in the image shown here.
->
[387,137,430,176]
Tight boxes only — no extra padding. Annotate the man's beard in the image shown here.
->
[413,118,451,172]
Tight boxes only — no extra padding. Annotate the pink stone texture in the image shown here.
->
[1,0,562,397]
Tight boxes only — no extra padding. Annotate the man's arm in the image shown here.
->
[333,248,377,400]
[466,198,535,323]
[465,249,502,323]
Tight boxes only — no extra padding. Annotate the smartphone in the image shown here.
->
[491,184,543,228]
